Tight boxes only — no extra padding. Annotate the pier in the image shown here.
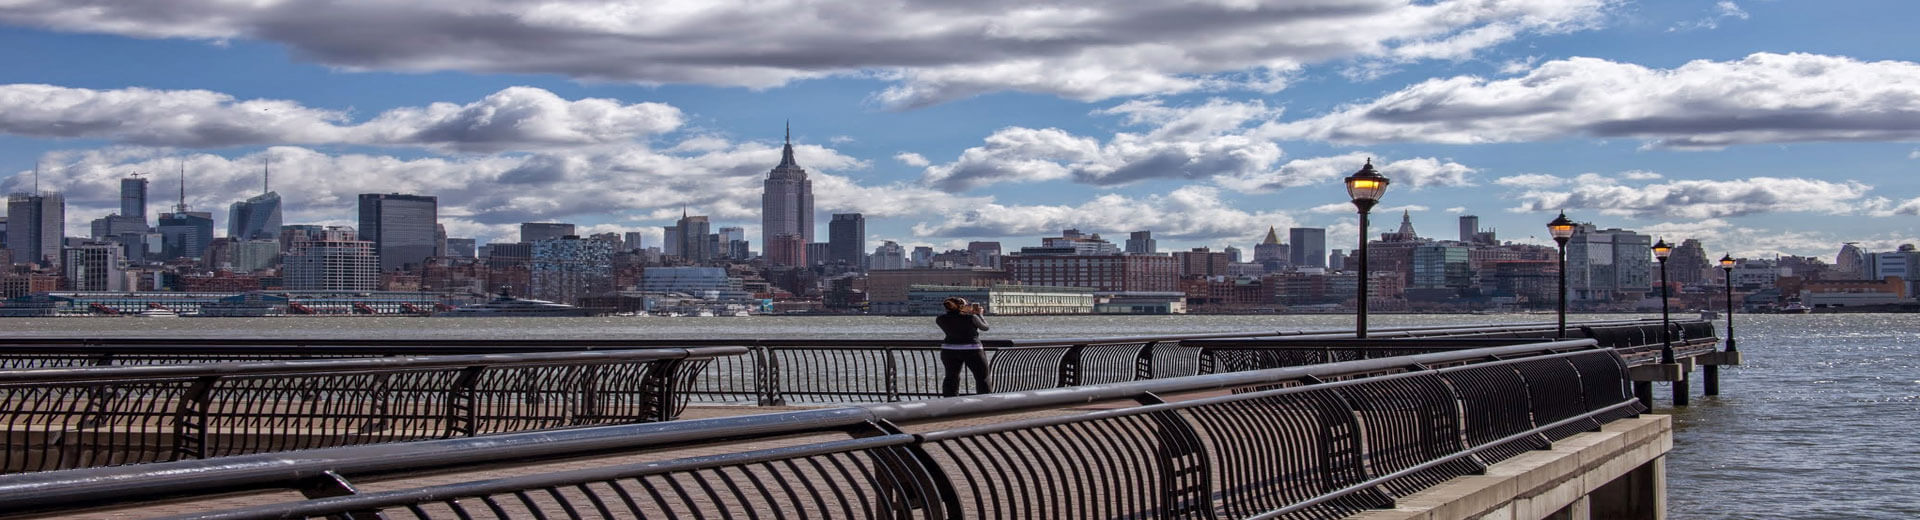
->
[0,318,1732,518]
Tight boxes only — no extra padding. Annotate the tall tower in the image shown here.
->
[228,159,283,241]
[5,164,64,267]
[156,164,214,261]
[120,175,148,225]
[828,213,865,268]
[761,123,814,253]
[1289,228,1327,268]
[1458,215,1479,243]
[1253,227,1286,264]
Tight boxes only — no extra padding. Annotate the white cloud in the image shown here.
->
[0,84,682,151]
[1494,173,1568,189]
[1510,176,1876,219]
[1669,1,1749,32]
[1212,152,1476,193]
[1908,149,1919,159]
[0,0,1615,108]
[1875,197,1920,217]
[893,152,930,167]
[1619,170,1664,181]
[1268,53,1920,149]
[909,185,1295,243]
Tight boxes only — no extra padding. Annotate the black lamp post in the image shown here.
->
[1651,239,1674,364]
[1345,159,1389,339]
[1719,254,1737,353]
[1547,212,1577,338]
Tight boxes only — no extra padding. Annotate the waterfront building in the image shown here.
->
[1484,260,1558,305]
[762,125,814,252]
[904,284,1095,315]
[1291,228,1327,268]
[6,190,64,267]
[1835,243,1868,278]
[871,241,907,270]
[520,222,575,243]
[0,273,59,298]
[228,192,283,241]
[284,226,379,291]
[1003,252,1178,292]
[62,242,127,291]
[1798,277,1911,307]
[530,235,613,305]
[1173,247,1231,277]
[231,239,281,273]
[1125,231,1157,255]
[639,266,750,299]
[445,238,476,258]
[357,193,438,272]
[1410,244,1471,291]
[1566,223,1653,303]
[865,268,1010,314]
[766,233,806,267]
[1094,292,1187,314]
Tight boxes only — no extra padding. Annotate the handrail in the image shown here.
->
[0,339,1616,516]
[0,347,748,475]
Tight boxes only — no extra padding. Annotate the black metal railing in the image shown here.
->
[0,347,744,474]
[0,339,1644,519]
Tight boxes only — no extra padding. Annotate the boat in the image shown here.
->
[1699,310,1719,320]
[691,308,717,317]
[133,308,179,318]
[1780,298,1812,314]
[432,288,593,318]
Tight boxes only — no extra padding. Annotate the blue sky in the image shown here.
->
[1,0,1916,260]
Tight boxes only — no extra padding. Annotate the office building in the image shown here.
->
[520,222,576,243]
[6,191,64,267]
[1173,248,1231,277]
[284,226,379,291]
[661,225,680,257]
[1003,251,1179,292]
[357,193,439,272]
[445,238,476,258]
[623,232,645,252]
[1254,227,1286,264]
[1290,228,1327,268]
[828,213,865,268]
[967,241,1002,269]
[63,242,127,291]
[120,176,148,224]
[155,210,214,261]
[761,125,814,252]
[1566,224,1653,302]
[871,241,907,270]
[1125,231,1157,255]
[767,233,807,267]
[227,192,283,241]
[675,212,712,262]
[911,246,934,268]
[806,242,831,267]
[231,239,281,272]
[531,235,614,305]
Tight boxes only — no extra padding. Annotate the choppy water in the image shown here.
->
[4,312,1915,518]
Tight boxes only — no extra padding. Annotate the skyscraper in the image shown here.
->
[120,176,147,223]
[520,222,576,243]
[228,161,282,241]
[1459,215,1479,243]
[761,124,814,252]
[1125,231,1157,254]
[1254,227,1286,263]
[357,193,439,272]
[828,213,865,269]
[156,211,213,261]
[623,232,645,252]
[6,190,64,268]
[676,211,712,262]
[1290,228,1327,268]
[63,242,126,291]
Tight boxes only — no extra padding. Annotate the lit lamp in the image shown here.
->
[1651,239,1674,363]
[1719,254,1737,353]
[1345,159,1389,339]
[1547,212,1577,338]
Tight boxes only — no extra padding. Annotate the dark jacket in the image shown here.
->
[936,311,990,345]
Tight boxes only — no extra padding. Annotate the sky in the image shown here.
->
[1,0,1917,261]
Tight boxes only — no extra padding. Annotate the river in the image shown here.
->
[3,312,1914,518]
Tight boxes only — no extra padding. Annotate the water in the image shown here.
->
[4,313,1914,518]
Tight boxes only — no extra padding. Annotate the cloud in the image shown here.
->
[1494,173,1567,189]
[0,1,1614,108]
[1212,152,1476,193]
[893,152,930,167]
[1669,1,1749,32]
[1268,53,1920,149]
[1510,176,1875,219]
[0,84,681,151]
[909,185,1295,243]
[1875,197,1920,217]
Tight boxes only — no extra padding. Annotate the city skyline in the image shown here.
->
[1,2,1918,260]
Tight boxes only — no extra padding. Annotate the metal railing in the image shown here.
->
[1186,320,1721,374]
[0,339,1644,519]
[0,347,744,474]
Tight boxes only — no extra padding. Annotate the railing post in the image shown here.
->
[576,365,604,425]
[171,376,220,461]
[884,348,899,402]
[1058,344,1086,388]
[758,347,786,407]
[443,366,485,438]
[357,373,393,434]
[1135,341,1158,380]
[641,358,686,423]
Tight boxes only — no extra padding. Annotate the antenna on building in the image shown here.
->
[32,161,39,192]
[263,153,271,194]
[177,159,188,213]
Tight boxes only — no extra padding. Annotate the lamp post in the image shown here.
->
[1719,254,1737,354]
[1651,239,1674,364]
[1345,159,1389,339]
[1547,212,1577,338]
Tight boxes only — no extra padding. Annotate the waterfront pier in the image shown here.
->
[0,319,1728,519]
